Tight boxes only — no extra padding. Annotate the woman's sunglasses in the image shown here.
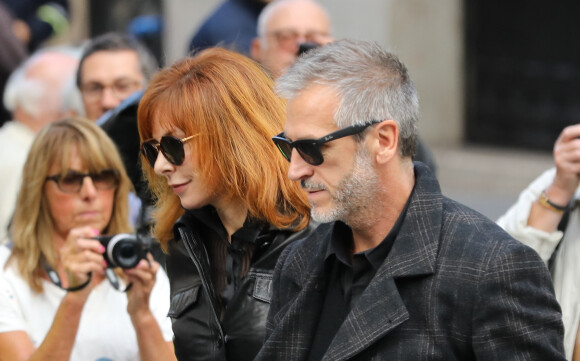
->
[272,121,381,166]
[140,135,197,168]
[45,169,120,193]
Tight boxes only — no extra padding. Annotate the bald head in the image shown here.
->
[251,0,331,79]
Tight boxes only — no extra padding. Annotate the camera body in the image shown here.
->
[297,42,319,56]
[95,233,147,269]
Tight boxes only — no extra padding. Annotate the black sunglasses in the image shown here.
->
[272,120,382,165]
[140,135,197,168]
[45,169,120,194]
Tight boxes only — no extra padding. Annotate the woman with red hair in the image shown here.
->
[137,47,312,361]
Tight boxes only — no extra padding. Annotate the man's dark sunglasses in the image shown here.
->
[45,169,120,193]
[140,135,197,168]
[272,120,382,166]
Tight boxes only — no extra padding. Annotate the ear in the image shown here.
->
[372,119,399,165]
[250,38,262,62]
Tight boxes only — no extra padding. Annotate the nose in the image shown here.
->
[100,86,122,112]
[153,150,175,176]
[287,148,314,181]
[79,176,98,199]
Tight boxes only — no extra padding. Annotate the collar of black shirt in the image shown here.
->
[324,187,414,270]
[186,205,269,248]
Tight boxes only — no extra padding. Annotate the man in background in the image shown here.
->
[76,32,158,122]
[250,0,331,80]
[0,46,79,242]
[251,0,437,174]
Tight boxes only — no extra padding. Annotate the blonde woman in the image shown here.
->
[0,118,175,361]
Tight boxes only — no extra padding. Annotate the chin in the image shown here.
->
[179,198,204,211]
[310,206,342,224]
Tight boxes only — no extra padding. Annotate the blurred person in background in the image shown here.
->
[250,0,332,80]
[76,32,158,122]
[251,0,438,174]
[0,2,27,127]
[0,45,80,243]
[498,123,580,360]
[0,0,70,52]
[0,118,175,361]
[137,47,312,361]
[188,0,272,56]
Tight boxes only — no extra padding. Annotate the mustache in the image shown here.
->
[300,179,326,191]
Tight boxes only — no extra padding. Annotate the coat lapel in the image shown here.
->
[323,163,444,360]
[266,224,332,360]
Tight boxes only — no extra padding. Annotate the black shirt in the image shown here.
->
[189,206,268,313]
[307,197,411,361]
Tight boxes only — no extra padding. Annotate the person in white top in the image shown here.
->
[0,118,175,361]
[0,45,81,243]
[497,123,580,361]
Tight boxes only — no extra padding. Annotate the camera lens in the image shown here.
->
[106,234,144,269]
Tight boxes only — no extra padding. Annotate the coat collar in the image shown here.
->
[281,162,443,360]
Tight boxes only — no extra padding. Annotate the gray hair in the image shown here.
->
[276,39,419,157]
[61,74,85,117]
[256,0,330,46]
[3,45,81,116]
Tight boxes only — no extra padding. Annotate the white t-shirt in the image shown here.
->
[0,245,173,361]
[0,121,35,243]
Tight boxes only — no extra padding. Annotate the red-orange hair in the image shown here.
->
[137,47,310,248]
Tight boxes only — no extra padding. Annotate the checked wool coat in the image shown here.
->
[254,163,565,361]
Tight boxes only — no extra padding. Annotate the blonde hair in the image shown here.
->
[8,117,133,293]
[138,47,310,248]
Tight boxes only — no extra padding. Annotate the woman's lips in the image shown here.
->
[77,210,99,219]
[170,181,190,194]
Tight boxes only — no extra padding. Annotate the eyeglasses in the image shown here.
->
[272,121,382,166]
[80,79,143,102]
[45,169,120,193]
[140,135,198,168]
[265,29,329,52]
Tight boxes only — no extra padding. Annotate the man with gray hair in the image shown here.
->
[255,39,565,360]
[0,46,80,242]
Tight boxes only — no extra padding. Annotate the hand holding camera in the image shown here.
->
[56,227,150,292]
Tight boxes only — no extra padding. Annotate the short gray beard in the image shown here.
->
[309,146,381,226]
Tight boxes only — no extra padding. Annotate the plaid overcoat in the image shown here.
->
[254,163,566,361]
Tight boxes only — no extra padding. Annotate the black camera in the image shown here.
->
[297,42,319,56]
[95,233,148,269]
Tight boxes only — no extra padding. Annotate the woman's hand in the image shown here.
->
[60,227,107,289]
[551,124,580,203]
[123,254,176,361]
[124,253,158,319]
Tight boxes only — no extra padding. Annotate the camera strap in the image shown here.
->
[42,259,132,292]
[104,268,133,292]
[41,259,92,292]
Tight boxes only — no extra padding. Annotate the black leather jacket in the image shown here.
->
[166,209,313,361]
